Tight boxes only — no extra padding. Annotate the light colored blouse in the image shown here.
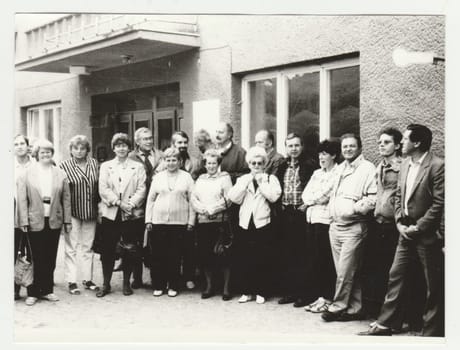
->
[145,169,195,226]
[191,171,232,224]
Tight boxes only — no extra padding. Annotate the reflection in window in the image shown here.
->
[288,72,320,158]
[330,66,360,138]
[249,78,277,145]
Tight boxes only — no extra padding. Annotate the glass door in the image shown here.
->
[154,108,176,150]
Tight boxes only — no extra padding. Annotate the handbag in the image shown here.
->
[14,232,34,287]
[213,194,234,257]
[117,238,143,260]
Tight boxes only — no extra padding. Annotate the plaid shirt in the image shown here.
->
[282,159,303,206]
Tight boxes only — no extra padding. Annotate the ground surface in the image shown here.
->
[14,236,440,345]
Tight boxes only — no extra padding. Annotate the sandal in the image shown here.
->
[68,283,81,295]
[83,280,99,291]
[311,300,331,313]
[304,297,322,312]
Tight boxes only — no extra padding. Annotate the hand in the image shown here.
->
[406,225,419,235]
[397,223,412,240]
[146,223,153,231]
[21,226,28,233]
[254,173,267,183]
[186,224,194,232]
[298,203,308,212]
[120,201,133,214]
[64,223,72,233]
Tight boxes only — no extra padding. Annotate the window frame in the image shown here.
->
[241,57,359,155]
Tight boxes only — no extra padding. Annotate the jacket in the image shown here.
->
[374,157,402,224]
[17,163,72,231]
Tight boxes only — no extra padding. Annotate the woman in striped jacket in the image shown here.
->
[59,135,100,295]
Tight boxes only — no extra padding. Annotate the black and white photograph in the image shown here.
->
[3,0,459,347]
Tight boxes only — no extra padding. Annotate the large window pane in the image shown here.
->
[249,78,277,145]
[28,110,39,139]
[330,66,360,138]
[288,72,320,158]
[44,109,54,143]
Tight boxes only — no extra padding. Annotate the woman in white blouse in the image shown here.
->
[97,133,146,298]
[145,147,195,297]
[191,149,233,300]
[228,146,282,304]
[17,139,72,306]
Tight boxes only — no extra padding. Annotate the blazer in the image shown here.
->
[228,173,282,229]
[17,163,72,231]
[394,152,444,245]
[98,158,147,221]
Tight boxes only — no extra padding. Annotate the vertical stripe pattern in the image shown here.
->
[59,157,99,220]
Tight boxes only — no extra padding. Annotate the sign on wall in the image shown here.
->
[192,99,220,136]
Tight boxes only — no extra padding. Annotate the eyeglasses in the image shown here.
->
[249,161,264,166]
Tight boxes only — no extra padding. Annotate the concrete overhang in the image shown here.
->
[15,29,200,73]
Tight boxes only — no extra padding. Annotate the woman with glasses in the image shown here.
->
[228,146,282,304]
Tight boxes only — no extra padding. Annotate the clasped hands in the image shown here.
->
[397,223,419,240]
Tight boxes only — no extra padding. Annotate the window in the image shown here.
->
[26,103,61,161]
[241,58,359,155]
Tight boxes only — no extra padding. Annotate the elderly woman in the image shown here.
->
[145,147,195,298]
[301,139,340,313]
[97,133,146,297]
[191,149,233,300]
[59,135,100,295]
[14,134,33,300]
[228,146,282,304]
[17,139,72,306]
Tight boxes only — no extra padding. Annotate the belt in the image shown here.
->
[282,204,302,211]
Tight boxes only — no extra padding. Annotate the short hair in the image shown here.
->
[203,148,223,165]
[69,135,91,155]
[111,133,131,150]
[162,147,181,160]
[256,129,275,147]
[171,131,189,144]
[379,127,403,156]
[406,124,432,152]
[317,138,341,159]
[340,133,362,149]
[33,139,54,160]
[194,129,211,143]
[285,132,303,146]
[245,146,268,165]
[14,134,29,146]
[224,123,234,139]
[134,127,152,144]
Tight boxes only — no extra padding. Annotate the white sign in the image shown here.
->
[192,99,220,136]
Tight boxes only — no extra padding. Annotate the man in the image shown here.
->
[125,127,163,288]
[362,128,403,318]
[359,124,444,337]
[254,129,284,175]
[194,128,213,155]
[171,131,204,181]
[321,133,377,322]
[215,122,249,184]
[276,133,316,308]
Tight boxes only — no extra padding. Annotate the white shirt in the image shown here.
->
[37,165,53,217]
[404,152,428,216]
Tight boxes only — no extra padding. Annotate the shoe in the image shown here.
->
[186,281,195,290]
[321,310,344,322]
[293,298,309,308]
[310,300,330,313]
[83,280,100,291]
[25,296,38,306]
[153,290,163,297]
[336,312,366,322]
[201,291,213,299]
[96,285,111,298]
[167,289,178,297]
[14,293,21,301]
[238,294,250,303]
[305,297,323,312]
[278,296,296,304]
[222,294,232,301]
[358,325,392,336]
[68,282,81,295]
[256,295,265,304]
[42,293,59,302]
[131,280,143,289]
[123,283,133,296]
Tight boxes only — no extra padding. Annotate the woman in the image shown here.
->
[17,139,72,306]
[145,147,195,298]
[301,139,340,313]
[14,134,33,300]
[227,146,281,304]
[97,133,146,297]
[59,135,100,295]
[191,149,233,300]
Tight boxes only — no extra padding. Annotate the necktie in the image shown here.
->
[142,152,154,180]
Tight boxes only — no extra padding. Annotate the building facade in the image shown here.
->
[15,14,445,163]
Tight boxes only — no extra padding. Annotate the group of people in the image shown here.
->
[13,120,444,337]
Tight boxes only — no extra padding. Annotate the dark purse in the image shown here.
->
[14,232,34,287]
[213,195,234,257]
[117,238,143,260]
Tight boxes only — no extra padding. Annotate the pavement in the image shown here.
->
[14,235,443,345]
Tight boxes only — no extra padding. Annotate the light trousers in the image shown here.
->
[328,221,367,315]
[64,217,96,283]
